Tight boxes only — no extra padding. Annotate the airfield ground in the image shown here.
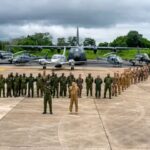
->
[0,65,150,150]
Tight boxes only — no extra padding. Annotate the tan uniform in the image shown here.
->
[69,82,79,113]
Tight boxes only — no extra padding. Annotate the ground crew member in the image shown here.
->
[104,73,113,99]
[69,82,79,113]
[59,73,67,97]
[0,74,5,97]
[36,73,44,97]
[28,73,35,97]
[43,81,53,114]
[85,73,93,96]
[94,75,103,98]
[76,74,83,98]
[21,73,27,96]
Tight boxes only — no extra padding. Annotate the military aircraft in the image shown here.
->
[38,47,75,69]
[9,51,40,64]
[96,52,123,66]
[0,50,13,63]
[129,53,150,66]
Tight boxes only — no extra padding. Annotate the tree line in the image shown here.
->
[1,30,150,50]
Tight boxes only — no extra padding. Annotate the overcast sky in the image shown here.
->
[0,0,150,43]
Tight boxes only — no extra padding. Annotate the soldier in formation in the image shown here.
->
[0,65,149,99]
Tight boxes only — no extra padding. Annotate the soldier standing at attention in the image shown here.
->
[85,73,93,96]
[59,73,67,97]
[18,74,22,96]
[36,73,44,97]
[67,73,75,97]
[21,73,28,96]
[10,72,14,96]
[28,73,35,97]
[112,73,118,96]
[6,74,12,97]
[50,71,56,97]
[104,73,113,99]
[76,74,83,98]
[94,75,103,98]
[0,74,5,97]
[43,81,53,114]
[53,74,59,98]
[69,82,79,113]
[14,73,20,97]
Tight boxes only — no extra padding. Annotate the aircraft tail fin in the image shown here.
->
[77,26,79,46]
[63,47,66,56]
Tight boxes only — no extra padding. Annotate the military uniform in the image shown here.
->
[94,76,102,98]
[28,74,35,97]
[104,74,113,99]
[67,73,75,97]
[53,74,59,98]
[76,75,83,98]
[112,73,118,96]
[21,74,27,96]
[14,73,20,97]
[6,74,13,97]
[69,82,79,113]
[85,74,93,96]
[59,73,67,97]
[0,75,5,97]
[43,82,53,114]
[36,73,44,97]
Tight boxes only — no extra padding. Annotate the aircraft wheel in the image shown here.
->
[43,65,46,69]
[71,66,74,70]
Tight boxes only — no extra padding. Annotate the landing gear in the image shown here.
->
[71,66,74,70]
[43,65,46,69]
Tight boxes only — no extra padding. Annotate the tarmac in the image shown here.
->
[0,65,150,150]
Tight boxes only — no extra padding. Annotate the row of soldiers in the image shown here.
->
[0,65,149,98]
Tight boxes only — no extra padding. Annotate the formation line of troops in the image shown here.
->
[0,66,149,100]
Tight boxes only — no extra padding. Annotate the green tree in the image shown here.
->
[126,31,142,47]
[67,36,77,46]
[57,37,67,46]
[98,42,109,47]
[110,36,127,47]
[83,38,96,46]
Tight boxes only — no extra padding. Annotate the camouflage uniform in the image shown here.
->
[53,74,59,98]
[43,81,53,114]
[104,74,113,99]
[85,73,93,96]
[0,74,5,97]
[112,73,118,96]
[59,73,67,97]
[6,74,13,97]
[67,73,75,97]
[14,73,20,97]
[21,74,27,96]
[95,75,103,98]
[28,74,35,97]
[36,73,44,97]
[76,74,83,98]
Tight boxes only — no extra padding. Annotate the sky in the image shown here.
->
[0,0,150,44]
